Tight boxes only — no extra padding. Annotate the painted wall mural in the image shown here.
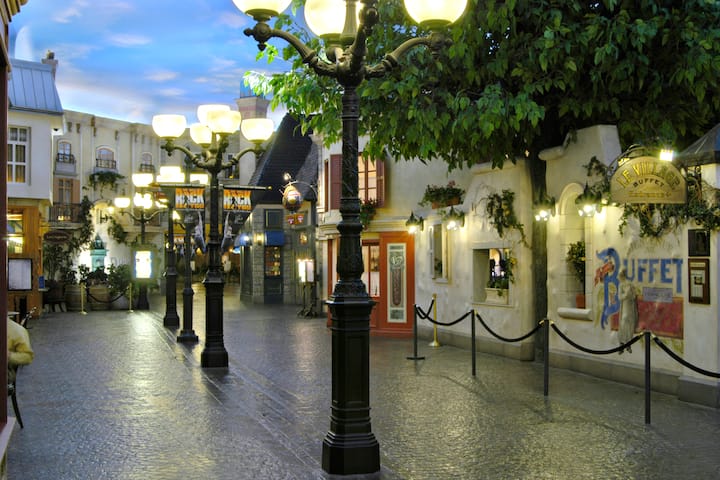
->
[595,247,684,339]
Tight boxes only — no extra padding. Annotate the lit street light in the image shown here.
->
[236,0,467,474]
[152,107,273,368]
[113,172,168,310]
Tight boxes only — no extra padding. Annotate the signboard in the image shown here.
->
[43,229,71,244]
[610,155,686,204]
[223,188,252,211]
[134,250,153,279]
[175,187,205,210]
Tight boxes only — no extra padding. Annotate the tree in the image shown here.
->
[245,0,720,337]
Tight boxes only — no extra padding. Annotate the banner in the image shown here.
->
[223,188,252,211]
[175,187,205,210]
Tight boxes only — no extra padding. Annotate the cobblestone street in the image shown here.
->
[7,286,720,479]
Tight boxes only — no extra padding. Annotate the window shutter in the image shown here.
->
[376,158,385,207]
[330,154,342,210]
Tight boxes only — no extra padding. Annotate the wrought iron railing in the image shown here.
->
[49,203,84,224]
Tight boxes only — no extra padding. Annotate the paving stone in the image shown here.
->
[7,286,720,479]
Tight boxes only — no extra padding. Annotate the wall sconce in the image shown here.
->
[576,183,603,217]
[254,233,264,245]
[444,206,465,230]
[405,212,424,234]
[534,195,556,222]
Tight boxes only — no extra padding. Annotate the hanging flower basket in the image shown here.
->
[420,181,465,209]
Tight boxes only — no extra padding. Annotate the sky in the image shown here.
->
[10,0,294,127]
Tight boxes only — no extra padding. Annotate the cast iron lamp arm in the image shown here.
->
[117,206,166,223]
[160,138,226,175]
[229,144,266,165]
[365,31,449,78]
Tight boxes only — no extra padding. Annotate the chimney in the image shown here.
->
[42,50,58,78]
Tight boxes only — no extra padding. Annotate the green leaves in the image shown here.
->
[242,1,720,171]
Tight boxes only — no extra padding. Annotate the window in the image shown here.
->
[328,154,384,210]
[57,140,74,163]
[139,152,154,173]
[473,248,512,303]
[58,179,73,204]
[8,126,28,183]
[96,147,116,169]
[361,243,380,296]
[7,211,24,254]
[430,224,449,280]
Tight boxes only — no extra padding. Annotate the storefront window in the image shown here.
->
[7,212,24,254]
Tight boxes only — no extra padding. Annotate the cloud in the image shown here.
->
[146,70,179,82]
[52,6,82,23]
[13,26,34,60]
[157,88,186,97]
[107,33,151,47]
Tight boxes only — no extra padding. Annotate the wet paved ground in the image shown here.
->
[7,285,720,479]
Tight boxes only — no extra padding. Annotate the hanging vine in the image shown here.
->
[485,189,527,245]
[583,158,720,238]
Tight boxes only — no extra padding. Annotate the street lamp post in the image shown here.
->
[236,0,466,474]
[156,165,193,328]
[114,174,167,310]
[152,110,273,368]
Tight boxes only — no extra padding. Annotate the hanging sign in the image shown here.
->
[287,213,305,225]
[610,156,686,204]
[175,187,205,210]
[223,188,252,211]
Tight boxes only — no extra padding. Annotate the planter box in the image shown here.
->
[485,287,509,305]
[431,197,460,209]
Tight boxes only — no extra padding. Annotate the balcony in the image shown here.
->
[48,203,85,227]
[55,153,76,175]
[56,153,75,164]
[138,163,155,174]
[95,158,117,171]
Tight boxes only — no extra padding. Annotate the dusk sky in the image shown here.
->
[10,0,294,127]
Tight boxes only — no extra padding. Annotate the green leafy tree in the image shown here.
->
[246,0,720,330]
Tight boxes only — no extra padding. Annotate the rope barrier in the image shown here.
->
[653,336,720,378]
[85,286,126,304]
[411,295,720,424]
[415,298,435,320]
[475,312,543,343]
[421,309,473,327]
[550,322,643,355]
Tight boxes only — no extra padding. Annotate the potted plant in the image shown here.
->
[566,240,586,308]
[107,264,132,310]
[420,181,465,208]
[360,198,378,229]
[485,251,515,303]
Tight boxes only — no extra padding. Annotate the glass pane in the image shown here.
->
[7,213,23,234]
[8,128,17,141]
[18,128,27,142]
[16,145,26,164]
[15,165,25,183]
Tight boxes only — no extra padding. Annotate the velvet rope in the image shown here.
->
[421,309,473,327]
[550,322,643,355]
[653,336,720,378]
[475,312,543,343]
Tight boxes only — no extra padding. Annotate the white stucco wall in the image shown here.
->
[7,110,59,202]
[545,125,720,385]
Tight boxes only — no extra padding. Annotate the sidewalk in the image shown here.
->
[7,285,720,479]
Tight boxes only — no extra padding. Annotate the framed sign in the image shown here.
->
[688,229,710,257]
[8,258,32,290]
[688,258,710,304]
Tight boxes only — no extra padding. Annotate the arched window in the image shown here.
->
[57,140,74,163]
[96,147,116,170]
[139,152,154,173]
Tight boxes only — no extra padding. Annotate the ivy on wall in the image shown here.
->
[583,158,720,238]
